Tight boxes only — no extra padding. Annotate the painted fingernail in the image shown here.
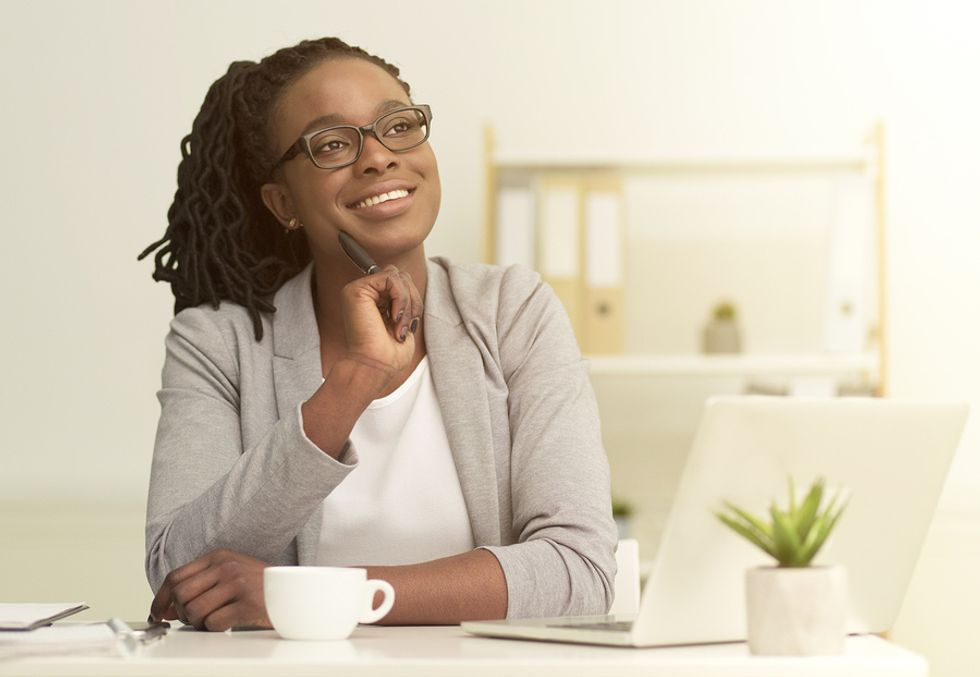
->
[399,326,408,342]
[395,309,405,322]
[410,318,419,334]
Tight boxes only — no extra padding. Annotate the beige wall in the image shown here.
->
[1,1,978,674]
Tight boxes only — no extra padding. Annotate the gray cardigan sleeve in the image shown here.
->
[479,266,618,618]
[144,307,356,592]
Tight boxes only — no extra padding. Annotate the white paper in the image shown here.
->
[0,602,87,630]
[0,623,121,659]
[585,192,623,286]
[496,188,536,267]
[540,187,579,278]
[824,174,873,353]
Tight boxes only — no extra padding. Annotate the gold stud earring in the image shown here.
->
[284,217,302,233]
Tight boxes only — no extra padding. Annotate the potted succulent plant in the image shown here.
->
[612,496,635,540]
[716,477,849,655]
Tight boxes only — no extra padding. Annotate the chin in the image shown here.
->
[349,224,430,259]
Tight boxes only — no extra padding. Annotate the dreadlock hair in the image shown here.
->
[138,37,412,341]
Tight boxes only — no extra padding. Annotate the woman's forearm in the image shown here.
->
[365,549,508,624]
[301,356,392,458]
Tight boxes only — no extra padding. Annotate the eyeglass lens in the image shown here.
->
[308,108,429,169]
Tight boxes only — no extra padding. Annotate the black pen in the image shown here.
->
[338,231,380,275]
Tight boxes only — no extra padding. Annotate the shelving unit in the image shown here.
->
[484,122,888,395]
[586,352,878,378]
[491,152,870,175]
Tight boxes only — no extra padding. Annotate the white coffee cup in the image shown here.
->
[264,566,395,640]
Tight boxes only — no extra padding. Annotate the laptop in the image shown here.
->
[462,396,968,647]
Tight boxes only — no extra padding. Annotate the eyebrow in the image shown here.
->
[299,100,411,135]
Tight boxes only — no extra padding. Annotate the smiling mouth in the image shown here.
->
[349,188,413,210]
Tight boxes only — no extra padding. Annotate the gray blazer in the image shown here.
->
[145,257,617,618]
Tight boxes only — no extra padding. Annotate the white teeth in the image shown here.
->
[353,189,410,209]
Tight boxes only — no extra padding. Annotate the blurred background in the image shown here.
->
[0,1,977,673]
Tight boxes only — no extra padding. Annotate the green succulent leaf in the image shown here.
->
[715,500,777,557]
[716,476,848,568]
[799,497,849,564]
[716,512,778,559]
[722,502,774,542]
[770,503,805,566]
[795,478,824,542]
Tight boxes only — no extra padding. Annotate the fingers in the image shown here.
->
[339,265,423,377]
[171,566,223,628]
[148,549,269,631]
[150,553,215,621]
[151,601,179,622]
[199,603,241,633]
[405,271,423,335]
[353,265,422,343]
[199,600,268,633]
[379,266,410,342]
[181,579,238,630]
[378,266,422,342]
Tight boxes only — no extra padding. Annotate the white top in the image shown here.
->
[315,357,475,566]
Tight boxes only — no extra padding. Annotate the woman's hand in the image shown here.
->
[300,264,424,458]
[149,549,271,631]
[340,264,423,387]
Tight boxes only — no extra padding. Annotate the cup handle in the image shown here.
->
[360,579,396,624]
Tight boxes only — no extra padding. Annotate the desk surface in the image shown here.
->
[0,625,928,677]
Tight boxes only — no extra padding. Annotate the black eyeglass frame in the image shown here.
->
[271,104,433,173]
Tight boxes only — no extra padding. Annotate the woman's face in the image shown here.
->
[264,58,441,264]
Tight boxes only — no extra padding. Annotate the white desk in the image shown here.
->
[0,625,928,677]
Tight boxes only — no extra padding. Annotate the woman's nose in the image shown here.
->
[354,134,398,175]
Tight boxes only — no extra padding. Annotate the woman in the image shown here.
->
[140,37,616,631]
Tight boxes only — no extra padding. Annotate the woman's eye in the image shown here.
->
[311,136,350,156]
[383,117,418,137]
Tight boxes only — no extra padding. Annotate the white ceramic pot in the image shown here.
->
[702,319,741,354]
[614,515,632,540]
[745,565,847,656]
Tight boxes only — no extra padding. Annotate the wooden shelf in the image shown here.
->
[485,122,888,395]
[493,152,872,175]
[585,353,878,377]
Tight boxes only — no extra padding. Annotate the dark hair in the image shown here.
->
[138,37,411,341]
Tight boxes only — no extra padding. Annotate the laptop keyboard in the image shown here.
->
[545,621,634,632]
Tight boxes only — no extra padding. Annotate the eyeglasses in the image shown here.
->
[272,104,432,172]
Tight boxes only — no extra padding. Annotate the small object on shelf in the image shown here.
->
[744,379,789,396]
[702,300,742,354]
[612,496,634,539]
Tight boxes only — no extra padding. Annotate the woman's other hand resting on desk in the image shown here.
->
[149,547,509,629]
[149,549,270,631]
